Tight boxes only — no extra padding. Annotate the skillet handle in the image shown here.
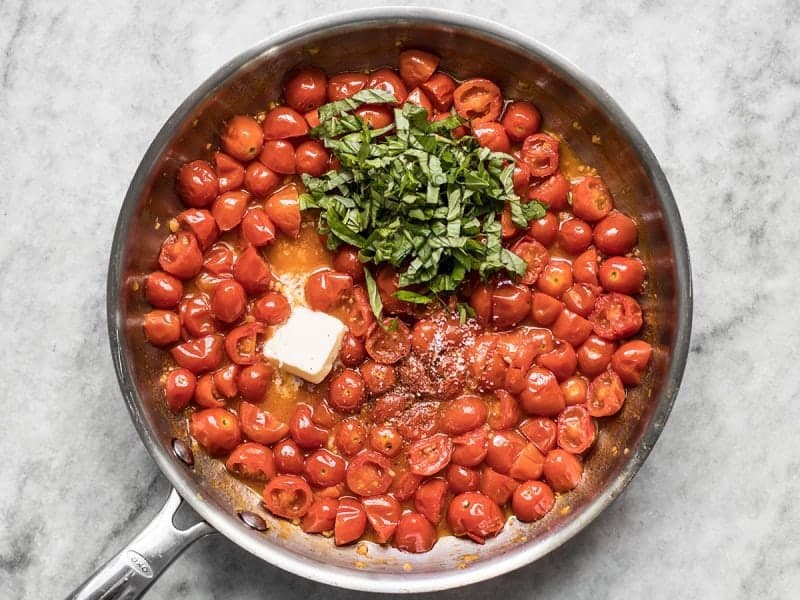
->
[66,487,215,600]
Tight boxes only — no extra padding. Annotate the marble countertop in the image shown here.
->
[1,1,798,598]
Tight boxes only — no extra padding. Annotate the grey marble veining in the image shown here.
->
[1,0,799,598]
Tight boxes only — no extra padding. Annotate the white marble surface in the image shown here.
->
[1,0,798,598]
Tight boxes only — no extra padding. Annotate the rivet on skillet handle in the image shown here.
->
[66,488,214,600]
[239,511,268,531]
[171,438,195,466]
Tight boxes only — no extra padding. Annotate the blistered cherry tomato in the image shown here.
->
[143,310,180,346]
[224,322,264,365]
[587,370,626,417]
[253,291,290,325]
[239,401,288,445]
[177,208,219,252]
[510,238,549,286]
[559,218,593,255]
[394,512,436,553]
[179,294,215,336]
[486,389,522,430]
[226,442,275,480]
[573,248,599,285]
[263,106,309,140]
[537,258,573,298]
[304,449,346,487]
[193,374,225,408]
[210,365,238,399]
[447,491,505,544]
[562,283,597,317]
[145,271,183,309]
[473,121,511,153]
[557,405,596,454]
[284,67,327,112]
[594,211,638,255]
[302,497,339,533]
[241,207,276,247]
[421,72,457,112]
[492,282,531,329]
[365,318,412,364]
[210,279,246,323]
[508,443,545,481]
[263,474,313,519]
[342,286,375,337]
[334,497,367,546]
[577,334,615,377]
[339,332,366,367]
[571,175,614,222]
[453,78,502,124]
[273,438,304,474]
[327,369,366,413]
[335,418,366,457]
[521,133,559,177]
[233,246,271,294]
[452,428,489,467]
[536,339,578,382]
[368,425,403,458]
[531,292,564,326]
[414,478,448,524]
[599,256,646,294]
[512,480,554,522]
[408,434,453,476]
[202,243,234,277]
[528,213,558,247]
[589,293,643,340]
[354,104,394,129]
[543,449,583,492]
[440,395,488,435]
[211,191,249,232]
[406,87,434,116]
[500,204,521,239]
[485,430,525,474]
[213,151,244,193]
[190,408,241,455]
[289,404,329,449]
[519,417,557,453]
[170,335,224,374]
[346,451,393,496]
[259,140,296,174]
[176,160,218,208]
[244,161,280,197]
[265,185,301,237]
[221,115,263,161]
[327,72,368,100]
[331,246,364,282]
[478,466,518,505]
[528,172,570,210]
[370,392,407,424]
[552,308,593,347]
[512,161,531,194]
[399,49,439,88]
[360,361,396,395]
[501,101,541,141]
[305,269,353,312]
[295,139,329,176]
[446,464,480,494]
[368,68,408,105]
[165,368,196,412]
[520,367,565,416]
[363,494,402,543]
[469,282,493,327]
[560,375,589,407]
[611,340,653,385]
[237,363,272,402]
[159,231,203,279]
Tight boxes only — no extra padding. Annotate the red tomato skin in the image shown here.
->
[210,279,246,323]
[361,361,396,395]
[362,494,402,544]
[220,115,264,162]
[193,373,226,408]
[237,363,273,402]
[599,256,646,295]
[543,449,583,492]
[165,368,196,412]
[408,434,454,476]
[571,176,614,222]
[440,395,488,435]
[241,208,276,247]
[170,335,224,374]
[557,405,596,454]
[573,248,600,286]
[177,209,219,251]
[365,318,412,365]
[302,497,339,533]
[158,231,203,280]
[414,478,449,524]
[346,451,393,497]
[368,68,408,105]
[451,428,489,467]
[512,480,555,522]
[528,172,569,210]
[239,401,288,445]
[189,408,241,456]
[252,291,291,325]
[589,293,644,340]
[531,292,564,326]
[399,49,440,88]
[233,246,271,295]
[521,133,560,178]
[528,213,558,247]
[473,121,511,153]
[611,340,653,385]
[224,322,265,365]
[289,404,329,449]
[262,106,309,140]
[265,185,301,237]
[551,308,594,347]
[226,442,275,480]
[143,310,180,347]
[508,442,545,481]
[327,72,368,100]
[305,269,353,312]
[284,67,328,112]
[304,449,346,487]
[537,258,574,298]
[334,418,367,457]
[562,283,598,317]
[485,430,526,474]
[447,491,505,544]
[576,335,616,377]
[560,375,589,406]
[332,246,364,282]
[479,466,519,505]
[259,140,296,174]
[594,211,639,255]
[273,439,305,475]
[421,72,457,112]
[145,271,183,309]
[559,218,593,255]
[511,238,550,286]
[492,282,532,329]
[354,105,394,129]
[244,161,280,198]
[501,101,542,141]
[519,367,566,416]
[263,474,313,519]
[176,160,219,208]
[327,368,366,413]
[519,417,557,454]
[213,151,245,193]
[587,370,626,417]
[406,87,434,117]
[535,339,578,382]
[295,139,330,177]
[486,389,522,430]
[211,190,249,232]
[446,464,480,494]
[394,512,436,553]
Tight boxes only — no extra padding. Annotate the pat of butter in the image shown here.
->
[263,306,346,384]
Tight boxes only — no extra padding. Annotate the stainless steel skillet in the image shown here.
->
[69,8,692,598]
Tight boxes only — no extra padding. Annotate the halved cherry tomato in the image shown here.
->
[365,318,411,364]
[177,209,219,250]
[511,238,550,285]
[611,340,653,385]
[202,243,234,277]
[224,322,264,365]
[421,72,457,112]
[406,87,434,117]
[508,442,545,480]
[244,161,280,197]
[531,292,564,326]
[447,491,505,544]
[573,248,599,285]
[528,213,558,247]
[512,480,555,522]
[346,451,393,496]
[453,78,502,124]
[485,430,526,474]
[190,408,241,455]
[394,512,436,553]
[263,474,313,519]
[562,283,598,317]
[145,271,183,309]
[375,267,414,316]
[599,256,646,294]
[501,101,541,141]
[500,204,521,239]
[158,231,203,279]
[594,211,638,255]
[335,497,367,546]
[399,49,439,88]
[339,332,366,367]
[360,361,396,395]
[252,291,290,325]
[469,282,494,327]
[328,369,366,412]
[226,442,275,480]
[414,478,448,524]
[221,115,264,161]
[302,497,338,533]
[537,258,573,297]
[342,286,375,337]
[233,246,271,295]
[259,140,296,174]
[176,160,218,208]
[265,184,301,237]
[519,366,566,416]
[552,308,593,347]
[389,463,422,501]
[295,140,329,177]
[528,172,569,210]
[536,339,578,381]
[543,449,583,492]
[213,151,245,193]
[557,405,596,454]
[241,208,276,247]
[451,427,489,467]
[368,68,408,105]
[521,133,559,177]
[369,425,403,457]
[273,439,304,474]
[332,246,364,282]
[143,310,180,347]
[519,417,557,453]
[170,335,224,374]
[486,390,522,430]
[587,370,626,417]
[262,106,309,140]
[571,175,614,222]
[408,434,453,476]
[446,463,480,493]
[589,293,643,340]
[237,363,272,402]
[239,401,288,444]
[305,269,353,312]
[193,373,226,408]
[335,418,367,457]
[304,449,346,487]
[165,368,196,412]
[327,72,368,100]
[284,66,327,112]
[363,494,402,543]
[210,279,246,323]
[354,105,394,129]
[560,375,589,407]
[492,282,531,329]
[177,294,213,338]
[478,466,519,505]
[211,191,249,232]
[440,395,488,435]
[370,392,407,423]
[473,121,511,153]
[289,404,329,449]
[559,218,593,255]
[577,334,615,377]
[513,161,531,194]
